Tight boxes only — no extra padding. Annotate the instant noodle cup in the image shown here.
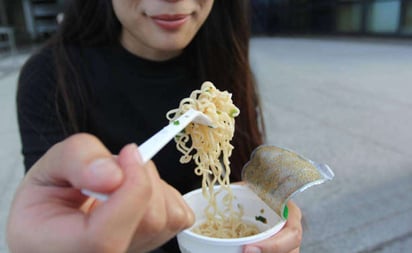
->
[177,185,286,253]
[177,145,334,253]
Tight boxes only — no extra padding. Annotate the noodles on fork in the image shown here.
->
[166,81,259,238]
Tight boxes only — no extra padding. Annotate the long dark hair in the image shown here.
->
[50,0,265,180]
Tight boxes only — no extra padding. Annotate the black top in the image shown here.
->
[17,43,203,252]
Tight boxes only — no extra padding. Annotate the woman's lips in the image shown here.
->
[151,14,190,31]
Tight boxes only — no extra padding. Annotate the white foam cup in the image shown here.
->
[177,185,286,253]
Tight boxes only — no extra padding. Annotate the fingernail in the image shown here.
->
[245,246,262,253]
[130,143,143,165]
[89,158,122,182]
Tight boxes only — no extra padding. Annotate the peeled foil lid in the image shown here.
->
[242,145,335,219]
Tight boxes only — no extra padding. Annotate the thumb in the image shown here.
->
[28,133,123,194]
[83,143,154,251]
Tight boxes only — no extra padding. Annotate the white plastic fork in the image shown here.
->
[81,109,214,201]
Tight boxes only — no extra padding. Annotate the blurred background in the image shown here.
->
[1,1,411,253]
[1,0,412,48]
[251,0,412,37]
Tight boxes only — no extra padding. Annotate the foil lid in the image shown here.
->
[242,145,334,219]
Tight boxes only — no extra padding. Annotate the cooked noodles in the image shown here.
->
[166,81,259,238]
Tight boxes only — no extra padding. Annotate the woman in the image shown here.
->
[8,0,302,252]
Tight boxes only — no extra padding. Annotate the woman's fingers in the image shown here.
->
[86,143,154,251]
[8,135,142,253]
[88,144,193,252]
[18,134,194,252]
[138,161,168,236]
[9,134,192,253]
[28,133,123,193]
[126,160,169,251]
[244,201,302,253]
[163,182,195,232]
[127,164,195,252]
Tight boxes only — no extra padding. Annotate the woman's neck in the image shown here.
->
[119,31,183,61]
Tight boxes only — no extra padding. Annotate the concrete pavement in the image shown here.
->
[250,37,412,253]
[1,38,412,252]
[0,52,28,253]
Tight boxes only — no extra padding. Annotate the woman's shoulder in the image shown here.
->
[16,44,65,113]
[19,45,56,87]
[24,44,55,68]
[18,43,87,88]
[19,43,87,77]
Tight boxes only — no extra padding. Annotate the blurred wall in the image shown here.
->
[251,0,412,38]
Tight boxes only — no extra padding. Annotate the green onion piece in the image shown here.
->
[173,120,180,126]
[229,109,239,118]
[283,205,289,219]
[255,215,267,224]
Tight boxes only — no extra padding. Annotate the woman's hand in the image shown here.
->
[7,133,194,253]
[244,201,302,253]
